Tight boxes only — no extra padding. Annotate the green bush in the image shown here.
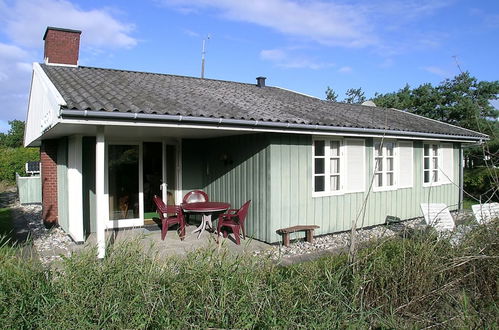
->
[0,222,497,328]
[464,167,499,202]
[0,147,39,184]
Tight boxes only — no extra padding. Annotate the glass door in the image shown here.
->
[108,144,141,226]
[143,142,163,220]
[143,142,178,221]
[165,144,177,205]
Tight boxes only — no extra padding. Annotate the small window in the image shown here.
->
[373,140,396,189]
[313,138,343,193]
[423,143,440,184]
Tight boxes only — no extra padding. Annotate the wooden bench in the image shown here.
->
[276,225,320,247]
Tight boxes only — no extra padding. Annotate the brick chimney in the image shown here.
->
[43,27,82,66]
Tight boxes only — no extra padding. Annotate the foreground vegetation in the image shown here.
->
[1,221,497,329]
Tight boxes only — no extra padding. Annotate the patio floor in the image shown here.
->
[77,223,272,258]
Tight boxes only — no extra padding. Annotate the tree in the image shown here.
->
[325,86,338,102]
[344,87,366,104]
[0,120,25,148]
[372,72,499,134]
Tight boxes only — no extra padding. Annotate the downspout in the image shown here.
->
[59,109,488,142]
[459,145,464,210]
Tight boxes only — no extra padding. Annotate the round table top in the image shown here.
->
[181,201,230,213]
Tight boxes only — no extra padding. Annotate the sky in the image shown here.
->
[0,0,498,133]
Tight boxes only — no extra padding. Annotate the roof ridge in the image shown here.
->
[41,63,264,88]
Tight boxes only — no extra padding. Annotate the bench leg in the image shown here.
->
[305,229,314,243]
[283,233,290,247]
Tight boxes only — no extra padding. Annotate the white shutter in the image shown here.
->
[398,141,413,188]
[345,139,365,193]
[441,143,454,184]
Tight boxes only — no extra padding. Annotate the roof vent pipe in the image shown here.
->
[256,76,266,87]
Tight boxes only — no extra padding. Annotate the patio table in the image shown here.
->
[181,202,230,238]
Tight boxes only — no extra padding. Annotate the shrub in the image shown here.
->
[0,147,39,183]
[0,223,497,329]
[464,166,499,202]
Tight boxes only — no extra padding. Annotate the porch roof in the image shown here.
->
[40,64,487,141]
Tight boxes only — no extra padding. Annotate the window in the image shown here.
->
[313,139,342,193]
[373,140,396,189]
[423,143,440,184]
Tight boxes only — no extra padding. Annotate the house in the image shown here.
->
[25,27,487,256]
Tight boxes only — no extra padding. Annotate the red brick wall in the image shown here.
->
[41,140,58,227]
[43,28,81,66]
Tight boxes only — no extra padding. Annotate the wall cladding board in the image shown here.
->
[267,135,460,243]
[183,134,272,242]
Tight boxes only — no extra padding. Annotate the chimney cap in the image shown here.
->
[256,76,266,87]
[43,26,82,40]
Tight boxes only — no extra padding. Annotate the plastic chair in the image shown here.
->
[182,190,209,204]
[153,195,185,240]
[217,200,251,245]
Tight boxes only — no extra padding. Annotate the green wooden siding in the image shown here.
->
[267,135,460,243]
[57,138,69,232]
[82,137,96,236]
[16,174,41,204]
[183,134,272,242]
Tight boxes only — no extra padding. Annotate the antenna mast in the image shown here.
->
[452,55,463,74]
[201,34,210,78]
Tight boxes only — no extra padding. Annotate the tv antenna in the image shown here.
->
[201,34,211,79]
[452,55,463,74]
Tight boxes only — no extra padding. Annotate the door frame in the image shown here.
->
[104,138,182,228]
[105,140,144,229]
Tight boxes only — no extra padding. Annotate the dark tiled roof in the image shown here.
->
[41,64,486,139]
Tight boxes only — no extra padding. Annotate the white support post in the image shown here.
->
[67,135,84,242]
[161,140,167,203]
[95,127,106,258]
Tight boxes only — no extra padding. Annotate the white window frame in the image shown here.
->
[312,137,345,197]
[422,142,442,187]
[372,139,397,191]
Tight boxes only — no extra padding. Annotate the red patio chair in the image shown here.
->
[183,190,209,204]
[153,195,185,241]
[217,200,251,245]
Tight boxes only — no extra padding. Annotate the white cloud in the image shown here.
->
[1,0,137,49]
[260,49,286,62]
[260,48,334,70]
[422,66,452,77]
[338,66,352,73]
[0,0,138,125]
[162,0,377,48]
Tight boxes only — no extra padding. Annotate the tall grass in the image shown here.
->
[0,221,497,328]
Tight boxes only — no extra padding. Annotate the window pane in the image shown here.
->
[424,170,430,183]
[433,170,438,182]
[330,141,339,156]
[330,175,340,191]
[315,176,325,192]
[432,145,438,156]
[424,144,429,157]
[386,143,394,156]
[375,173,383,187]
[315,158,324,174]
[330,158,340,173]
[387,173,393,186]
[387,158,393,171]
[424,157,430,170]
[314,140,325,156]
[375,157,383,171]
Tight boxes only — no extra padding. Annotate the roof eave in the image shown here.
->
[59,109,488,143]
